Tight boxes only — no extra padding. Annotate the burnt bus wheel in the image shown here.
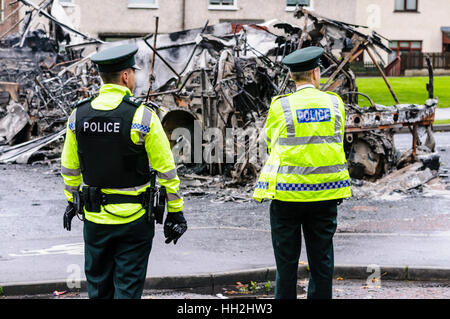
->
[161,109,200,165]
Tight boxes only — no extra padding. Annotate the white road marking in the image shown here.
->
[9,243,84,257]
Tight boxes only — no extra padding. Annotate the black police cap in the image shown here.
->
[282,46,324,72]
[91,44,141,73]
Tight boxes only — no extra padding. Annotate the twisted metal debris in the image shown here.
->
[0,1,440,191]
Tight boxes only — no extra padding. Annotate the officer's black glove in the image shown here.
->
[164,212,187,245]
[63,202,76,231]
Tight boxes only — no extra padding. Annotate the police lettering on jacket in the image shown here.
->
[296,108,331,124]
[80,117,122,136]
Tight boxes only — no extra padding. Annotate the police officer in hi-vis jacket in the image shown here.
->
[60,44,187,299]
[253,46,351,299]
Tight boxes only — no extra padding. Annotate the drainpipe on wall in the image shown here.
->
[181,0,186,30]
[1,0,5,23]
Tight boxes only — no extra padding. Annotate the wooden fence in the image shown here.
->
[400,52,450,71]
[351,53,450,76]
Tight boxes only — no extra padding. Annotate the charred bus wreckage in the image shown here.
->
[0,2,440,196]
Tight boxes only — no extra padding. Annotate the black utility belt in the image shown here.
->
[73,185,167,223]
[80,186,146,212]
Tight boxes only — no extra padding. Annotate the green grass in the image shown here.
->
[355,76,450,108]
[321,76,450,108]
[320,76,450,122]
[434,119,450,125]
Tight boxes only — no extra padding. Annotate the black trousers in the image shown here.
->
[83,214,155,299]
[270,199,338,299]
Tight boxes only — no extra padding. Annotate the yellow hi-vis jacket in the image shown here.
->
[61,84,183,224]
[253,84,352,203]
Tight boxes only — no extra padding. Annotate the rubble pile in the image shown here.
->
[1,31,100,123]
[0,34,101,161]
[0,0,102,162]
[351,153,444,200]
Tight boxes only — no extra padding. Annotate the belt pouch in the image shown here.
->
[82,186,101,212]
[154,187,166,224]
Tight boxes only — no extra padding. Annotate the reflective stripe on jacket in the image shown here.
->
[253,85,352,203]
[61,84,183,224]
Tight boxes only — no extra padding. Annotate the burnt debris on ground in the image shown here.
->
[0,2,443,200]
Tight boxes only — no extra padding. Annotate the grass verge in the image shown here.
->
[433,119,450,125]
[355,76,450,108]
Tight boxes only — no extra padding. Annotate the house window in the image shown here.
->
[286,0,314,11]
[128,0,158,9]
[394,0,418,12]
[389,40,422,58]
[209,0,238,11]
